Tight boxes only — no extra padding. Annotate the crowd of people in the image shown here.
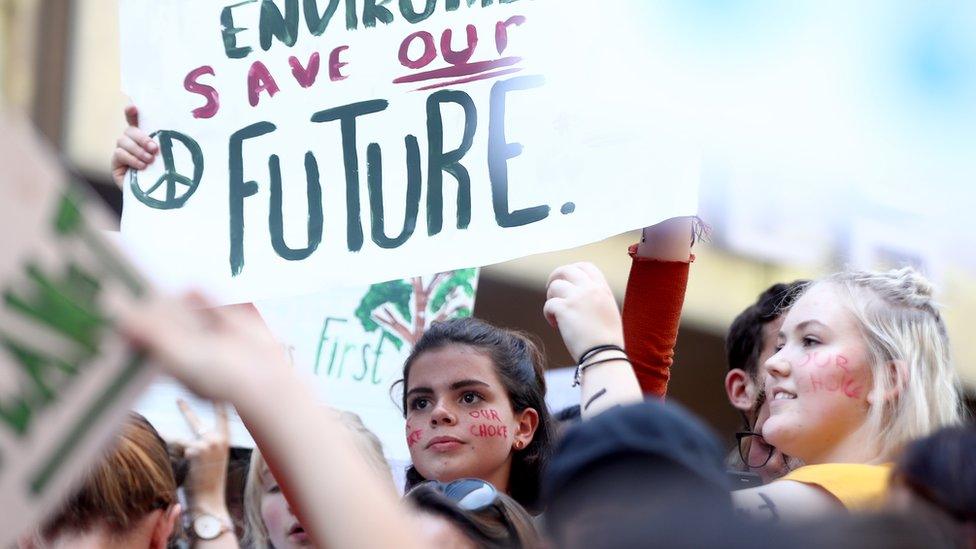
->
[14,113,976,548]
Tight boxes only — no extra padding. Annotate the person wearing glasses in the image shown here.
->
[540,260,965,519]
[731,268,964,517]
[407,478,541,549]
[725,281,808,485]
[543,217,803,485]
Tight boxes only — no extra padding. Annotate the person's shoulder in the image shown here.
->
[779,463,892,486]
[733,479,840,522]
[775,463,892,511]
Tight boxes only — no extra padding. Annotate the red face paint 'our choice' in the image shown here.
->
[406,423,423,448]
[470,424,508,438]
[469,409,502,422]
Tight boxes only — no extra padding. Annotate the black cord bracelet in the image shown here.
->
[577,344,625,366]
[573,346,629,387]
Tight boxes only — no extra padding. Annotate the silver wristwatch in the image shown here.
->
[192,513,231,541]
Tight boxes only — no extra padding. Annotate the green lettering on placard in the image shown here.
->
[30,353,147,495]
[426,89,476,235]
[399,0,437,23]
[229,121,277,276]
[0,339,79,436]
[314,317,347,375]
[54,192,84,236]
[260,0,300,50]
[0,261,103,437]
[221,0,258,59]
[366,136,422,249]
[268,151,323,260]
[344,0,359,29]
[311,99,389,252]
[363,0,394,28]
[305,0,340,35]
[445,0,492,9]
[52,192,145,296]
[5,264,104,354]
[488,76,551,228]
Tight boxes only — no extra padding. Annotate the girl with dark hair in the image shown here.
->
[398,317,555,512]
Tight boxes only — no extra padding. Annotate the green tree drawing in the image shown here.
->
[354,269,477,350]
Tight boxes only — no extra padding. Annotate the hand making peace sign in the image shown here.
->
[176,399,233,520]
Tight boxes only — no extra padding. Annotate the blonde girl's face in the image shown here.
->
[760,282,875,463]
[259,467,313,548]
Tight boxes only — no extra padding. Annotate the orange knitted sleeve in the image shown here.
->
[622,244,692,397]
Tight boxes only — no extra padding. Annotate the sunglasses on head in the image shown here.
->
[428,478,501,511]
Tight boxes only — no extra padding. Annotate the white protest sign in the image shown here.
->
[0,119,157,544]
[119,0,699,305]
[136,269,478,469]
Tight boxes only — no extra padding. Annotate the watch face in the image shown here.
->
[193,515,223,540]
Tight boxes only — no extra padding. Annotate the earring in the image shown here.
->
[514,440,523,450]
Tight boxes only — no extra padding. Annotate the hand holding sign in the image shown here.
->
[111,106,158,188]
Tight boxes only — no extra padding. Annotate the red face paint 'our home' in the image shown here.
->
[798,353,862,399]
[807,374,863,399]
[760,282,876,464]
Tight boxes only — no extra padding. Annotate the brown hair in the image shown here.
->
[42,413,177,538]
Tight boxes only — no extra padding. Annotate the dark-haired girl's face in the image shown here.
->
[405,344,538,493]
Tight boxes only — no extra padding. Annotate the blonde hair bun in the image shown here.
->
[829,267,937,311]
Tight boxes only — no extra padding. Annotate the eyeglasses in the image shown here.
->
[735,431,776,468]
[430,478,501,511]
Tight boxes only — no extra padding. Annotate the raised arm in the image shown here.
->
[623,216,696,397]
[116,295,421,549]
[544,262,642,419]
[175,400,240,548]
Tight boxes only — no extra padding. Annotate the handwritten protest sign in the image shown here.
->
[136,269,477,483]
[0,118,156,544]
[119,0,699,305]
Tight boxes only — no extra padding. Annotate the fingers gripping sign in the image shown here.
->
[128,130,205,210]
[112,106,160,187]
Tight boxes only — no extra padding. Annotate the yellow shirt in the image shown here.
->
[777,463,893,511]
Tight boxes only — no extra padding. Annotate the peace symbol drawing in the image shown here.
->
[128,130,204,210]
